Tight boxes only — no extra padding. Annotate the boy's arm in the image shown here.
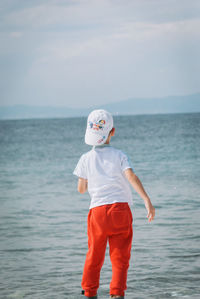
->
[77,178,88,194]
[124,168,155,222]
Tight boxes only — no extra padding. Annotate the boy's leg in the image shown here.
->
[82,207,108,297]
[108,204,133,297]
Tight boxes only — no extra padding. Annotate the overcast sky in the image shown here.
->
[0,0,200,108]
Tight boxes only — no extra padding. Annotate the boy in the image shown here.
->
[73,109,155,299]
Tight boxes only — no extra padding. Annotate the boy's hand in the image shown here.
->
[146,204,155,222]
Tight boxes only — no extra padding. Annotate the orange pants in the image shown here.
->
[82,202,133,297]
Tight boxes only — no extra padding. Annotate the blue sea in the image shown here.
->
[0,113,200,299]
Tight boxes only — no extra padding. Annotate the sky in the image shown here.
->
[0,0,200,108]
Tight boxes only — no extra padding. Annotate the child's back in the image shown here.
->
[74,145,132,209]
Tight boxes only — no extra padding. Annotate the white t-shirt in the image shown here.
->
[73,145,133,209]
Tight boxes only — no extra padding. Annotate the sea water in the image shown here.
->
[0,113,200,299]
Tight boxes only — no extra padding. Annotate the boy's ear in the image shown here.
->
[111,127,115,136]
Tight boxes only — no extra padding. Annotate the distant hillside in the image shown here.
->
[0,93,200,120]
[103,93,200,115]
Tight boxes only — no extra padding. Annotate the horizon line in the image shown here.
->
[1,111,200,122]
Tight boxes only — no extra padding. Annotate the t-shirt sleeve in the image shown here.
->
[120,152,133,172]
[73,154,87,179]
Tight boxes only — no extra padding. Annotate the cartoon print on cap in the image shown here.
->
[89,120,106,131]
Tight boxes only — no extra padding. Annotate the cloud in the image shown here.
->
[0,0,200,107]
[33,18,200,66]
[1,0,200,31]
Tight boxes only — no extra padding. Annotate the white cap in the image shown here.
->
[85,109,113,146]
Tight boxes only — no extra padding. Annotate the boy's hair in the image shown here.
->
[85,109,113,146]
